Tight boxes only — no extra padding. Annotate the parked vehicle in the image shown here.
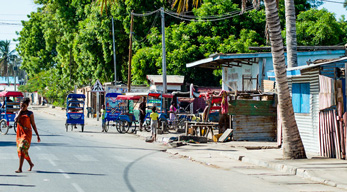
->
[104,93,122,132]
[65,94,85,132]
[0,91,23,135]
[115,95,141,134]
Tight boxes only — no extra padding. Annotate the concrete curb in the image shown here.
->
[219,151,347,190]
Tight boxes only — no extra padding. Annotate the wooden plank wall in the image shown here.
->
[233,115,277,141]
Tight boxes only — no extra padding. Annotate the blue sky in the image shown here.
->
[0,0,346,51]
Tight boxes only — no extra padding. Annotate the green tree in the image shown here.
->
[296,9,344,45]
[0,40,17,78]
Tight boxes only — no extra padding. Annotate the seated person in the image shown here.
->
[2,97,13,109]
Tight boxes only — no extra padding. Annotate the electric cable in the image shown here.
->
[132,12,160,43]
[131,9,160,17]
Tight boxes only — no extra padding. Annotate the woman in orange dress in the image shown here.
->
[15,97,40,173]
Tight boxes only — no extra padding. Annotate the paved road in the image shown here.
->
[0,107,343,192]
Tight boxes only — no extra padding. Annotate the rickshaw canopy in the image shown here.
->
[0,91,24,97]
[116,95,141,100]
[106,93,122,98]
[67,94,85,99]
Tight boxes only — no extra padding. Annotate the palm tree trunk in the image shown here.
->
[285,0,298,68]
[264,0,306,159]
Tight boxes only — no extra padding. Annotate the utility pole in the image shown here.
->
[127,11,134,92]
[14,64,17,91]
[112,17,117,85]
[161,7,167,94]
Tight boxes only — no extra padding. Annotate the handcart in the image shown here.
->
[0,91,23,135]
[65,94,85,132]
[115,95,141,134]
[104,93,122,132]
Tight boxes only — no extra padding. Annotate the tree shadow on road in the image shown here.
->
[0,183,35,187]
[123,151,159,192]
[35,170,106,176]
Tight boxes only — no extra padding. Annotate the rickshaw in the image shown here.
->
[0,91,23,135]
[104,93,122,132]
[115,95,141,134]
[65,94,85,132]
[144,92,173,133]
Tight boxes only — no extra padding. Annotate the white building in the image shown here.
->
[146,75,184,92]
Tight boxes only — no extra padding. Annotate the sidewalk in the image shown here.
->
[35,104,347,191]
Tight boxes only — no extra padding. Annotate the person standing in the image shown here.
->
[15,97,41,173]
[169,101,177,127]
[150,106,159,142]
[139,97,146,131]
[101,104,106,132]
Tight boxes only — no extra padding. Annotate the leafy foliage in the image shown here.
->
[16,0,345,105]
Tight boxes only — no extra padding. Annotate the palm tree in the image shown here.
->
[172,0,201,13]
[264,0,306,159]
[170,0,305,159]
[0,40,16,80]
[285,0,298,67]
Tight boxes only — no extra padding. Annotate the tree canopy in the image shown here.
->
[17,0,347,106]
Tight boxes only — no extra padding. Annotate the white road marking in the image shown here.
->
[74,155,98,162]
[48,159,57,166]
[37,153,58,160]
[72,183,84,192]
[58,169,70,179]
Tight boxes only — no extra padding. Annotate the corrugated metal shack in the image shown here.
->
[268,56,347,158]
[228,93,277,141]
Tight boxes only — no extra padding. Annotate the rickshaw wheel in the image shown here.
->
[130,122,137,134]
[65,123,69,132]
[81,125,84,132]
[115,121,123,133]
[0,119,9,135]
[121,121,130,133]
[104,121,109,132]
[13,122,17,133]
[144,120,151,132]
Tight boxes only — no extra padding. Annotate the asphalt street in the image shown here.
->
[0,107,344,192]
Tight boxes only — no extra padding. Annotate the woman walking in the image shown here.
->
[15,97,40,173]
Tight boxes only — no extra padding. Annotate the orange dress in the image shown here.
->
[16,111,33,161]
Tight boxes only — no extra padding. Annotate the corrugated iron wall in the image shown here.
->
[288,68,320,154]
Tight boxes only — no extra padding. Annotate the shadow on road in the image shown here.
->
[0,175,27,177]
[123,151,159,192]
[0,141,16,146]
[0,183,35,187]
[35,170,106,176]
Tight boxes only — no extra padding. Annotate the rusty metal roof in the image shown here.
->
[146,75,184,85]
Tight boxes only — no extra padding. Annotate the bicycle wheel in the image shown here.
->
[81,125,84,132]
[144,120,151,132]
[116,121,123,133]
[104,121,109,132]
[0,119,9,135]
[121,121,130,133]
[130,122,137,134]
[13,122,17,133]
[65,123,69,132]
[167,121,178,133]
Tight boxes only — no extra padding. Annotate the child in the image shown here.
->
[101,105,106,132]
[150,106,159,142]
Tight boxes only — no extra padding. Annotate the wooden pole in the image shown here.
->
[127,11,134,92]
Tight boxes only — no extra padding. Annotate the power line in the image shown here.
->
[321,0,345,4]
[131,9,160,17]
[164,6,254,22]
[0,22,22,26]
[133,12,160,43]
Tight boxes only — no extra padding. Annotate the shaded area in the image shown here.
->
[0,175,26,177]
[0,183,35,187]
[123,151,159,192]
[36,170,106,176]
[0,141,16,147]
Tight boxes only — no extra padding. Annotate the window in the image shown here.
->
[292,83,310,113]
